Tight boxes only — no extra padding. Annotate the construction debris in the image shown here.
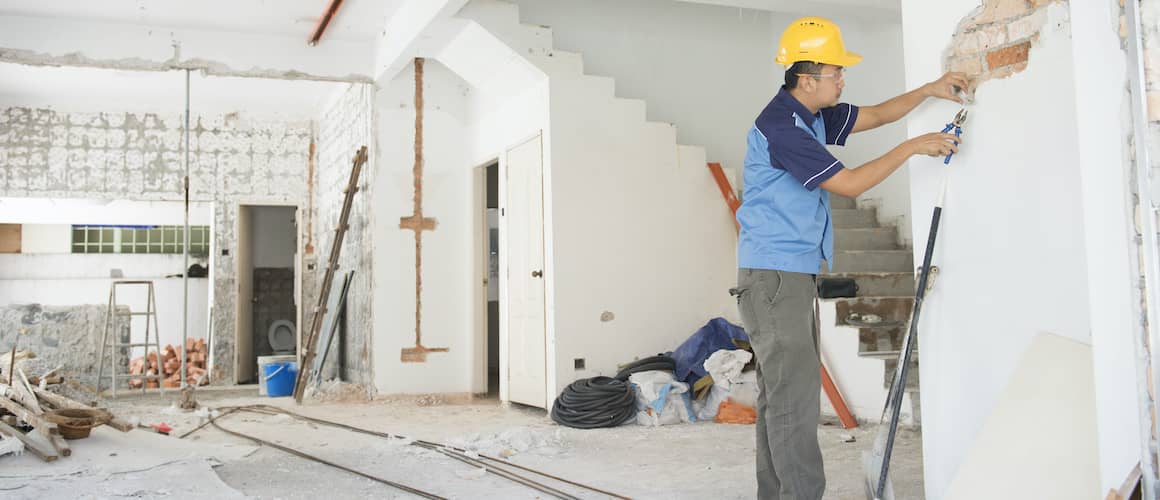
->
[0,365,133,463]
[128,337,210,389]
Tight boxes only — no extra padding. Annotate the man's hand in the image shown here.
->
[906,132,961,157]
[922,72,971,104]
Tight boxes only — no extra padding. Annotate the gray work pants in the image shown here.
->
[735,268,824,500]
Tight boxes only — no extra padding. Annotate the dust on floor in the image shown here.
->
[0,388,924,499]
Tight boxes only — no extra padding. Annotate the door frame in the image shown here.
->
[500,131,550,407]
[233,201,302,384]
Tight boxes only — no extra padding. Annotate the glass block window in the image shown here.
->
[71,225,210,256]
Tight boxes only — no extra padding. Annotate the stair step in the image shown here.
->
[831,195,857,209]
[833,296,914,328]
[834,227,899,251]
[822,272,916,297]
[832,208,878,228]
[457,0,554,54]
[883,358,920,392]
[611,97,646,124]
[532,50,584,76]
[827,250,913,273]
[857,326,917,358]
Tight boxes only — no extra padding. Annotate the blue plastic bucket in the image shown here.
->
[262,361,298,397]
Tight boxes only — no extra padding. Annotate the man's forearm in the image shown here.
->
[820,143,913,198]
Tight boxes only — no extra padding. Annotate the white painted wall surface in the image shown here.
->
[900,3,1094,498]
[1069,0,1146,492]
[251,206,296,269]
[511,0,776,174]
[824,17,913,244]
[546,69,738,396]
[0,256,209,350]
[372,61,476,395]
[19,224,70,253]
[0,198,214,226]
[509,0,912,242]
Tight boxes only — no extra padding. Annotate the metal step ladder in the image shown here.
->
[96,280,165,397]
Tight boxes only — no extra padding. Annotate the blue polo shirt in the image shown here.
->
[738,87,859,274]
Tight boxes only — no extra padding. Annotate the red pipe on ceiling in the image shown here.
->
[308,0,345,47]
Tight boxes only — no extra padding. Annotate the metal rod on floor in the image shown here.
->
[181,69,191,389]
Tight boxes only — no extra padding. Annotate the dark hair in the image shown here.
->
[785,61,825,89]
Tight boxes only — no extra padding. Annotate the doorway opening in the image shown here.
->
[235,204,299,384]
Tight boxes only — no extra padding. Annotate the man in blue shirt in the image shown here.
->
[735,17,968,500]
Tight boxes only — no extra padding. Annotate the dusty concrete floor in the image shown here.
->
[0,387,924,499]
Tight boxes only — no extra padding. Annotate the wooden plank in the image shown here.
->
[0,224,20,254]
[32,386,134,433]
[48,433,70,457]
[0,384,40,416]
[16,369,42,414]
[0,419,57,462]
[0,394,59,439]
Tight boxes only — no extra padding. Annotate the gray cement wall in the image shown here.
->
[0,106,311,384]
[314,83,375,395]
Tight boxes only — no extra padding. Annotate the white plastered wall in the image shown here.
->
[1069,0,1147,493]
[0,198,213,349]
[513,0,912,243]
[899,2,1120,497]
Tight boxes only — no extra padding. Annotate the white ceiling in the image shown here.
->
[0,0,401,42]
[675,0,900,19]
[0,62,347,118]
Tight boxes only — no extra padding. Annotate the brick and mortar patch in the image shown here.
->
[944,0,1067,98]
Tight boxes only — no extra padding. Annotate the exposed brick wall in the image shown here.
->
[945,0,1066,96]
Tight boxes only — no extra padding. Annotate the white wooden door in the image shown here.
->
[505,134,547,408]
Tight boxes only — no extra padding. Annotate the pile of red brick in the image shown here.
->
[128,338,210,389]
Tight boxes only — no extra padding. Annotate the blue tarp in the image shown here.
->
[671,317,750,387]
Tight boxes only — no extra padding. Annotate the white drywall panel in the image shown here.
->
[546,72,737,395]
[19,224,70,253]
[372,61,476,395]
[943,333,1100,500]
[900,3,1092,498]
[1069,0,1147,492]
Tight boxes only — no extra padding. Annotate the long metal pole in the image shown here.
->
[181,69,191,389]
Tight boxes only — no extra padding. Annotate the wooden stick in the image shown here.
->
[16,369,42,414]
[48,433,70,457]
[31,386,133,433]
[0,384,40,416]
[6,344,14,386]
[0,420,57,462]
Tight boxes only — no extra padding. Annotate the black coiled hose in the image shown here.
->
[550,376,637,429]
[613,355,676,381]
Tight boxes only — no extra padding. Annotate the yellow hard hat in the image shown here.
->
[775,17,862,67]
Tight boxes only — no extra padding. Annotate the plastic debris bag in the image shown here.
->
[629,370,696,426]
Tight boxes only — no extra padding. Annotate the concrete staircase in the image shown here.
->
[825,195,921,400]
